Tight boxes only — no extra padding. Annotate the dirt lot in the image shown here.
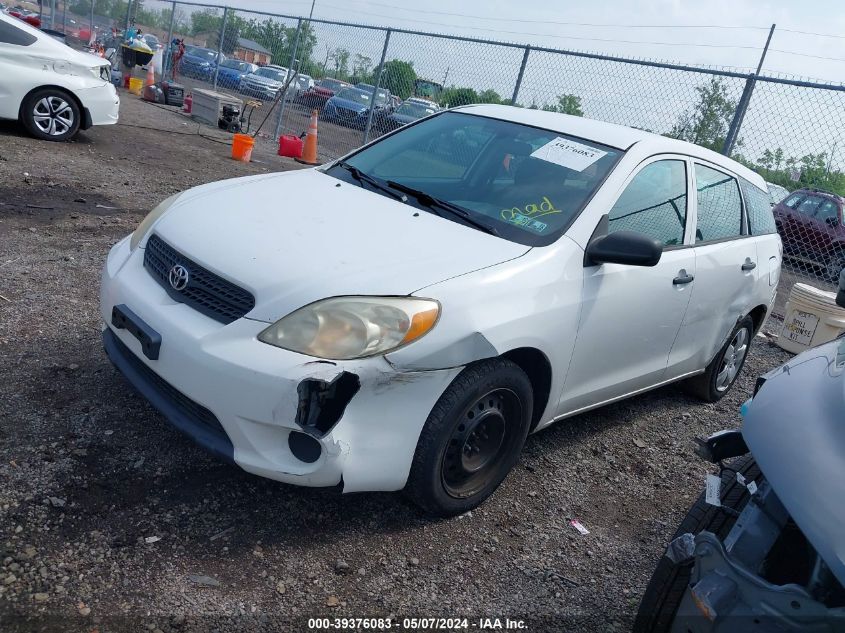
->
[0,93,793,633]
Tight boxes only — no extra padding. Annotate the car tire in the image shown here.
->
[21,87,81,141]
[683,315,754,402]
[633,455,760,633]
[824,248,845,283]
[405,358,533,517]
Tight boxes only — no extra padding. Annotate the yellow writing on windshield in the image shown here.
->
[501,196,562,222]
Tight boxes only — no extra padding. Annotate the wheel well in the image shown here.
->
[747,304,769,334]
[18,85,83,121]
[501,347,552,431]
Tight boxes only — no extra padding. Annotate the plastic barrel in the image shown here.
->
[778,282,845,353]
[231,133,255,162]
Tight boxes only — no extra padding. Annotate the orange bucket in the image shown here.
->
[231,133,255,162]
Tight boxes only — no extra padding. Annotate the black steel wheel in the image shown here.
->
[405,358,533,517]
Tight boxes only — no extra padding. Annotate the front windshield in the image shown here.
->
[397,103,436,118]
[336,89,371,105]
[256,68,286,81]
[320,79,346,91]
[193,49,216,60]
[331,111,622,246]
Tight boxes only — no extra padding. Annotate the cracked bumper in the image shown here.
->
[100,237,462,492]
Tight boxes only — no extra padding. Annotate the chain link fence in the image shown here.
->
[54,0,845,318]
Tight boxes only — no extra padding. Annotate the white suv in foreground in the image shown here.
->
[100,105,781,515]
[0,11,118,141]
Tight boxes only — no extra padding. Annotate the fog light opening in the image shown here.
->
[288,431,322,464]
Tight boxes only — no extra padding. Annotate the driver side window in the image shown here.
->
[608,160,688,246]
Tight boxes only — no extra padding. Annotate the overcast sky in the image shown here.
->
[230,0,845,82]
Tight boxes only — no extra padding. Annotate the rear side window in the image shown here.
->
[694,164,743,242]
[0,19,37,46]
[817,200,840,223]
[740,179,778,235]
[608,160,687,246]
[783,193,802,208]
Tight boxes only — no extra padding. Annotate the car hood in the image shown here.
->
[184,55,212,65]
[149,170,530,322]
[329,98,367,112]
[743,337,845,587]
[243,74,282,86]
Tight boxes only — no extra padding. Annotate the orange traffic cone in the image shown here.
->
[296,109,320,165]
[144,62,156,88]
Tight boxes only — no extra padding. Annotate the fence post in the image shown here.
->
[274,18,303,142]
[124,0,132,32]
[364,28,391,144]
[511,46,530,106]
[212,7,228,92]
[722,76,755,156]
[163,1,176,79]
[721,23,775,156]
[89,0,94,42]
[62,0,67,33]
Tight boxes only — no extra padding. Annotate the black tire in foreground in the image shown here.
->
[684,315,754,402]
[634,455,760,633]
[405,358,533,517]
[21,87,82,141]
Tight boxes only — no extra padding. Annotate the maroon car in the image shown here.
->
[295,78,351,110]
[773,188,845,281]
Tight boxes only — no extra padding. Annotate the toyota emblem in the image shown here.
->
[168,264,190,291]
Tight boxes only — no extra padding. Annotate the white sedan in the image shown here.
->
[0,11,118,140]
[101,105,781,515]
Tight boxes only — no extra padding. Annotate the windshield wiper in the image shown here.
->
[336,162,407,202]
[386,181,499,236]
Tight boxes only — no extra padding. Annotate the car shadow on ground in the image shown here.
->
[33,332,705,558]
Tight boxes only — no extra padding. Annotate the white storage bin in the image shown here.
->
[778,282,845,353]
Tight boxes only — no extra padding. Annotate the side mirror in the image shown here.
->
[837,269,845,309]
[585,230,663,267]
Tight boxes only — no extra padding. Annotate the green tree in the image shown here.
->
[330,48,350,79]
[190,9,221,37]
[478,89,502,104]
[375,59,416,99]
[541,93,584,116]
[351,53,373,83]
[439,87,479,107]
[669,78,736,151]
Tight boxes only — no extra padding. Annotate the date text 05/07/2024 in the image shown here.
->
[307,617,529,630]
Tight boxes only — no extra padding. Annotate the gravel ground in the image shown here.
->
[0,92,794,633]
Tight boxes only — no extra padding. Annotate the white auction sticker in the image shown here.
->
[705,474,722,507]
[530,137,608,171]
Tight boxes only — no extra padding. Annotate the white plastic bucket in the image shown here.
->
[777,283,845,353]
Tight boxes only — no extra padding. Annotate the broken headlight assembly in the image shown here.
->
[258,297,440,360]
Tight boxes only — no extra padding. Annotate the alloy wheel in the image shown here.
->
[32,96,75,137]
[715,328,749,392]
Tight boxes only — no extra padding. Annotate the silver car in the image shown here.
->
[238,65,291,100]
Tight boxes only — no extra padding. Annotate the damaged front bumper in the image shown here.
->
[100,237,463,493]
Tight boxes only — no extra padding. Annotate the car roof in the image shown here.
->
[792,188,844,202]
[455,104,767,190]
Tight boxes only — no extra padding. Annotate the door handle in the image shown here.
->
[673,272,695,285]
[742,259,757,271]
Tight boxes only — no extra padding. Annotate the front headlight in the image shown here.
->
[258,297,440,360]
[129,193,182,251]
[90,66,110,81]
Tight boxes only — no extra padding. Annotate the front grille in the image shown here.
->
[144,234,255,324]
[108,330,227,438]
